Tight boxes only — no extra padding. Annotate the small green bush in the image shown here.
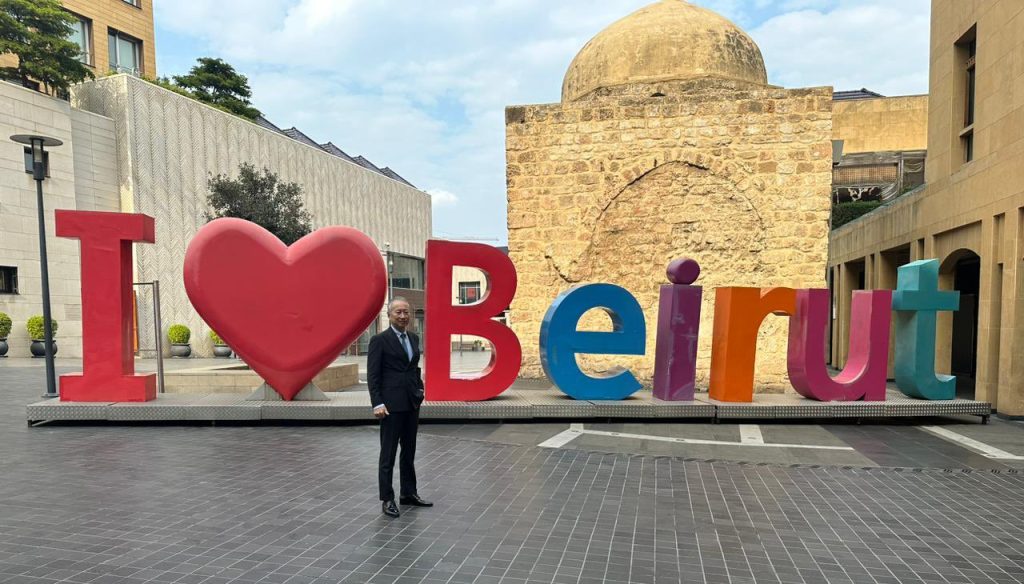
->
[832,201,883,229]
[168,324,191,344]
[0,313,11,339]
[209,330,225,345]
[26,315,57,340]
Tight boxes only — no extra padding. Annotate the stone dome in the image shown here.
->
[562,0,768,102]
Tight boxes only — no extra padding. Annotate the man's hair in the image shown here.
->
[388,297,412,314]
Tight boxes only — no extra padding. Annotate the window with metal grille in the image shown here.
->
[108,29,142,76]
[832,164,898,186]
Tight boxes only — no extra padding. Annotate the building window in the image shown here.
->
[108,29,142,75]
[122,0,141,6]
[389,254,424,290]
[67,14,92,66]
[458,281,482,304]
[956,26,977,164]
[0,267,18,294]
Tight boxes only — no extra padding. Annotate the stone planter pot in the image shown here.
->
[213,344,232,358]
[0,338,8,357]
[30,339,57,357]
[170,343,192,358]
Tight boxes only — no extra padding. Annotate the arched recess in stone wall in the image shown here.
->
[938,247,981,399]
[542,156,791,387]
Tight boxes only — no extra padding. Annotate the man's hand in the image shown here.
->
[373,405,389,419]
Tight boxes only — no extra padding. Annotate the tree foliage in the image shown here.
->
[173,58,261,120]
[207,164,312,245]
[0,0,94,94]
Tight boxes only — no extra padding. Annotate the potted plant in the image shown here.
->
[0,312,11,357]
[26,315,57,357]
[209,329,231,358]
[168,324,191,358]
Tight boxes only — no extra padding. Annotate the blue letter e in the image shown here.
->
[540,283,646,400]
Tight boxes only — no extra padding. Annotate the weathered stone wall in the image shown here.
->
[506,85,833,391]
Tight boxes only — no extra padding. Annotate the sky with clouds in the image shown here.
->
[153,0,931,245]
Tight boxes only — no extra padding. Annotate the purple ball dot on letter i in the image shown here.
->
[653,258,702,401]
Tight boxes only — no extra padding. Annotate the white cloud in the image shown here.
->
[155,0,931,244]
[427,188,459,207]
[752,0,930,96]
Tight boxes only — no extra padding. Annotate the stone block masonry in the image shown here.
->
[506,84,834,392]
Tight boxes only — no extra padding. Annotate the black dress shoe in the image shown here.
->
[400,494,433,507]
[382,500,400,517]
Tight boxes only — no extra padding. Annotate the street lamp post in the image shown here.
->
[11,135,63,399]
[384,242,393,304]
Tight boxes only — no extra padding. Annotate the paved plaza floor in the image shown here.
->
[3,359,1024,583]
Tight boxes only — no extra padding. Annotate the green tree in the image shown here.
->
[0,0,94,94]
[173,57,261,120]
[207,163,313,245]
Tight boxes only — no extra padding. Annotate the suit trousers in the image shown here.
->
[378,409,418,501]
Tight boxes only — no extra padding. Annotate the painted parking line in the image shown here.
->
[538,427,583,448]
[539,425,853,451]
[921,426,1024,460]
[740,425,765,445]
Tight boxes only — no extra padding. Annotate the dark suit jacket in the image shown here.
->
[367,328,424,412]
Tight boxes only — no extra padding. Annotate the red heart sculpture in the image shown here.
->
[184,218,386,400]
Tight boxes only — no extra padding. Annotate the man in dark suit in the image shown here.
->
[367,297,432,518]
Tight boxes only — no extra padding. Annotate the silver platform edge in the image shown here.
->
[26,388,991,424]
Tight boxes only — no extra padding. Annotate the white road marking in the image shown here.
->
[739,425,765,445]
[539,426,854,451]
[538,427,583,449]
[921,426,1024,460]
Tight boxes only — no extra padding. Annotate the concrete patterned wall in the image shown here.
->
[73,75,431,357]
[506,84,833,391]
[0,81,118,357]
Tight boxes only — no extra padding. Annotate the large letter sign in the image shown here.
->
[653,258,702,401]
[892,259,960,399]
[55,207,967,407]
[424,240,521,401]
[540,283,646,400]
[788,289,892,401]
[709,287,797,402]
[184,219,386,400]
[57,211,156,402]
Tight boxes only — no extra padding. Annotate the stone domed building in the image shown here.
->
[561,0,768,102]
[506,0,834,392]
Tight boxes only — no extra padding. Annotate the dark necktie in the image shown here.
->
[399,333,412,361]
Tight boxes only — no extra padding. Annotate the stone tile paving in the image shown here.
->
[3,367,1024,583]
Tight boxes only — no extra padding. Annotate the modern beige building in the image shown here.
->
[507,0,833,390]
[0,0,157,90]
[830,0,1024,416]
[61,0,158,78]
[0,76,431,358]
[833,92,928,155]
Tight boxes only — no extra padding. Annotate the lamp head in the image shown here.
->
[11,135,62,181]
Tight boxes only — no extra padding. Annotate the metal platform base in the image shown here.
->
[706,389,992,420]
[26,388,991,424]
